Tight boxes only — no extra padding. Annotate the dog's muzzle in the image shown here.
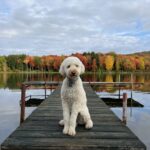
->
[69,70,78,78]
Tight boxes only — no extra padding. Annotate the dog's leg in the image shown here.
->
[68,104,78,136]
[62,101,70,134]
[80,106,93,129]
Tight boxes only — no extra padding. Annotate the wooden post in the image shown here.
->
[131,73,133,100]
[118,85,121,100]
[20,84,26,124]
[50,85,52,93]
[122,93,127,124]
[118,73,120,82]
[118,74,121,99]
[45,82,47,99]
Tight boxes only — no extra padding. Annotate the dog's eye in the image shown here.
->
[67,65,70,68]
[75,64,79,67]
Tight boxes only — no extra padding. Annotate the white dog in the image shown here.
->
[59,56,93,136]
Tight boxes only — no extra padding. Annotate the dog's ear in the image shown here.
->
[80,62,85,74]
[59,62,65,76]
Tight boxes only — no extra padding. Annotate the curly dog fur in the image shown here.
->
[59,56,93,136]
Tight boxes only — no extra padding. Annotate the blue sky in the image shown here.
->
[0,0,150,55]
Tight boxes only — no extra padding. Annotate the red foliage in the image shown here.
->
[73,53,88,69]
[24,56,35,68]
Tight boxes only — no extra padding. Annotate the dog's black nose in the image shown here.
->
[71,71,76,76]
[71,72,76,75]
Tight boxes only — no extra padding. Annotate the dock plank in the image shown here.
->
[1,84,146,150]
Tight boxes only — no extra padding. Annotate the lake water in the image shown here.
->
[0,72,150,149]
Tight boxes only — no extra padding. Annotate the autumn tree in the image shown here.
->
[83,52,99,70]
[98,54,105,70]
[105,55,114,71]
[115,57,120,71]
[48,56,54,71]
[115,55,123,71]
[34,56,42,70]
[122,57,136,71]
[92,58,97,72]
[6,54,26,71]
[136,57,145,70]
[145,57,150,71]
[24,56,30,71]
[25,56,35,71]
[53,56,63,71]
[42,56,54,71]
[73,53,88,69]
[0,56,7,72]
[18,55,26,71]
[85,55,92,71]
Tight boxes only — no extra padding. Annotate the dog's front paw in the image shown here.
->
[68,127,76,136]
[63,126,69,134]
[85,120,93,129]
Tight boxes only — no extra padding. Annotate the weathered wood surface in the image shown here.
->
[1,84,146,150]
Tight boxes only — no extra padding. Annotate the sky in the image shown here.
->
[0,0,150,56]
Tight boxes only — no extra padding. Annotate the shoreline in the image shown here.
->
[0,71,150,74]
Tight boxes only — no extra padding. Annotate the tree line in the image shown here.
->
[0,52,149,72]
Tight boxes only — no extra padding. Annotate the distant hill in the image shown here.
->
[130,51,150,55]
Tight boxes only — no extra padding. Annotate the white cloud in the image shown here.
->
[0,29,18,38]
[0,0,150,55]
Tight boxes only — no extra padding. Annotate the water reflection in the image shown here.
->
[0,73,150,148]
[0,73,149,92]
[0,88,41,144]
[97,89,150,149]
[111,105,150,149]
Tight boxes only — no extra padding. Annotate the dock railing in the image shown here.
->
[20,81,144,124]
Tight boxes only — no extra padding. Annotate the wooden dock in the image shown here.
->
[1,84,146,150]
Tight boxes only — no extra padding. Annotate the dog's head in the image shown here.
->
[59,56,85,79]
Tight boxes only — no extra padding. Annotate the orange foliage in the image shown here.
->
[53,56,63,70]
[98,55,105,70]
[24,56,35,68]
[22,52,150,72]
[42,56,54,70]
[73,53,88,68]
[122,56,136,71]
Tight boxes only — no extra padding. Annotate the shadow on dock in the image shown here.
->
[25,97,144,107]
